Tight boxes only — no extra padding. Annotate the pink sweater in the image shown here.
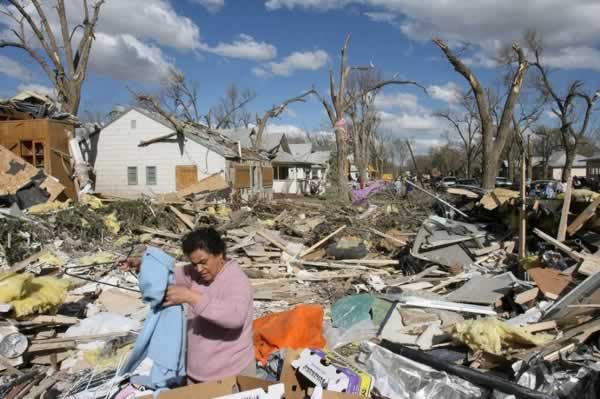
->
[174,259,254,382]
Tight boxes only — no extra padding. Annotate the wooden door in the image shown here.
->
[175,165,198,191]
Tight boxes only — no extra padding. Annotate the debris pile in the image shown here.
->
[1,179,600,399]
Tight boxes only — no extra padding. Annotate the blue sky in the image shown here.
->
[1,0,600,153]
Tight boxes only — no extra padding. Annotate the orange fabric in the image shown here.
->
[253,304,326,365]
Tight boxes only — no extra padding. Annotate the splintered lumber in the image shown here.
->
[256,230,291,255]
[523,321,557,333]
[136,226,182,240]
[294,260,373,271]
[169,205,195,230]
[336,259,399,266]
[3,249,49,277]
[405,180,469,218]
[301,225,346,258]
[515,287,539,305]
[567,196,600,236]
[368,227,407,246]
[557,174,573,241]
[532,228,583,261]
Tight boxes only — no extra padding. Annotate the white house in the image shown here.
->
[94,108,271,198]
[272,143,330,195]
[531,151,588,181]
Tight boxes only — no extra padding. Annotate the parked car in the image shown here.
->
[456,178,479,187]
[495,177,513,187]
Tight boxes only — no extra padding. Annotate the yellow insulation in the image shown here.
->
[452,318,551,355]
[9,276,71,318]
[0,273,33,303]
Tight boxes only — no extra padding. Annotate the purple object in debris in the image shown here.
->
[351,181,386,204]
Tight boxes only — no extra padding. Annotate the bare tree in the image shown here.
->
[311,35,424,201]
[160,68,202,124]
[0,0,105,115]
[346,68,381,187]
[253,90,316,149]
[434,92,482,178]
[209,84,256,129]
[433,38,529,189]
[371,129,390,176]
[527,33,600,182]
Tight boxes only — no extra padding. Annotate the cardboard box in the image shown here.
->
[142,376,283,399]
[280,350,362,399]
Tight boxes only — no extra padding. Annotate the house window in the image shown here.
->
[146,166,157,185]
[131,119,137,129]
[127,166,138,185]
[274,166,289,180]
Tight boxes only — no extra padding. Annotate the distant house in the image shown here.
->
[271,143,330,195]
[584,153,600,178]
[94,108,272,198]
[532,151,587,180]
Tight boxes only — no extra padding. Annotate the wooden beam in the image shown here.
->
[368,227,407,246]
[519,148,527,259]
[532,228,583,261]
[301,225,346,258]
[169,205,195,230]
[2,249,48,278]
[567,196,600,236]
[557,174,573,241]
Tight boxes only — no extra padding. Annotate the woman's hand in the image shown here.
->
[163,285,201,307]
[117,257,142,273]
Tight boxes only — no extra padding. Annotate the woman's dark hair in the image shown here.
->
[182,227,226,257]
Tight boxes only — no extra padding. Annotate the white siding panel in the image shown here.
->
[95,109,227,197]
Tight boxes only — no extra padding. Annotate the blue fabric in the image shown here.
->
[120,247,186,388]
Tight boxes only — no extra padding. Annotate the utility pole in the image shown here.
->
[406,140,424,188]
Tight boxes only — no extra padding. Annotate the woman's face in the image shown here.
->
[188,249,224,282]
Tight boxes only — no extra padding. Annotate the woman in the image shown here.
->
[123,227,255,384]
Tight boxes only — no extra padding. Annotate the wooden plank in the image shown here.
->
[557,174,573,241]
[169,205,195,230]
[136,226,182,240]
[262,167,273,188]
[532,228,583,261]
[256,230,291,255]
[567,196,600,236]
[177,172,228,196]
[368,227,407,246]
[234,165,251,189]
[523,320,557,333]
[2,249,48,277]
[175,165,198,191]
[301,225,346,258]
[515,287,539,305]
[579,255,600,276]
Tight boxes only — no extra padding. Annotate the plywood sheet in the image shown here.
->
[175,165,198,191]
[0,144,41,195]
[178,172,228,196]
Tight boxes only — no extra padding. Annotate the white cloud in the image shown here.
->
[265,0,600,71]
[285,108,298,117]
[202,34,277,61]
[428,82,462,104]
[259,50,329,77]
[90,33,174,81]
[374,92,421,111]
[0,56,33,80]
[364,12,396,23]
[16,83,56,98]
[252,67,269,77]
[265,0,353,10]
[191,0,225,13]
[379,111,443,132]
[266,123,307,137]
[0,0,199,82]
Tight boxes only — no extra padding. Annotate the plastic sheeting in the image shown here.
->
[357,341,485,399]
[330,294,375,330]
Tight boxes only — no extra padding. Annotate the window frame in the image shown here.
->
[127,166,138,185]
[146,166,157,186]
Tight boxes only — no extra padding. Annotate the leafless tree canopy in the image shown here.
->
[209,84,256,129]
[346,68,382,185]
[434,91,482,178]
[433,37,529,189]
[311,34,424,201]
[526,31,600,181]
[0,0,105,115]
